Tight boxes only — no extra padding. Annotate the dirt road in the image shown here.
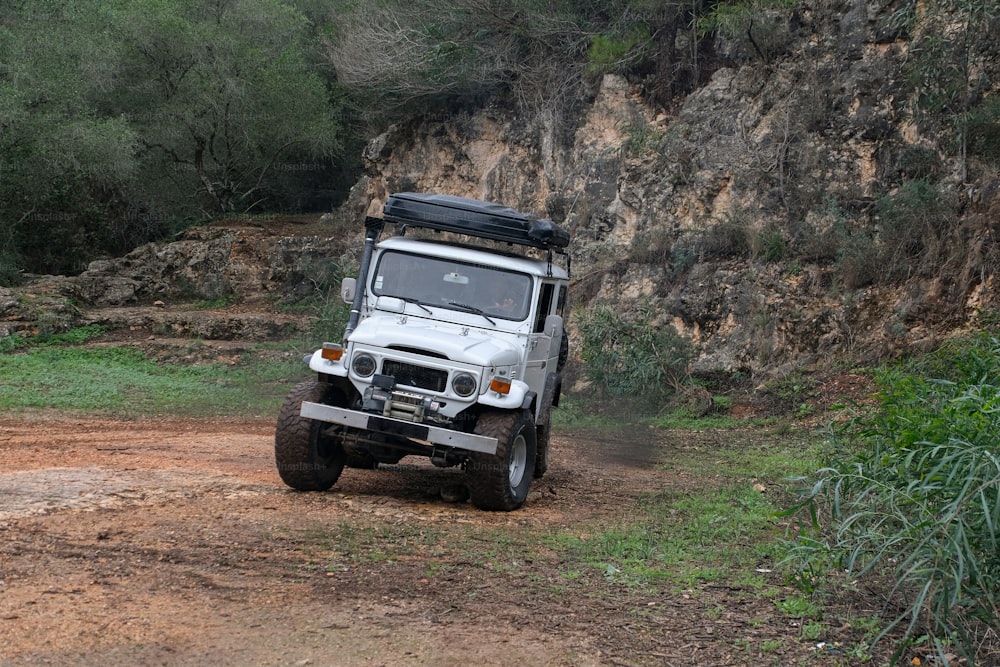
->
[0,417,856,666]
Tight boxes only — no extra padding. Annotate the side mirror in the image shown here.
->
[341,278,356,303]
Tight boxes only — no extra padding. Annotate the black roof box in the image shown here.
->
[382,192,570,250]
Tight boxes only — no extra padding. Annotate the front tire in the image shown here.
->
[275,380,346,491]
[467,410,536,511]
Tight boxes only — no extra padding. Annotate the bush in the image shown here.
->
[967,96,1000,168]
[788,332,1000,664]
[278,255,355,343]
[587,27,651,75]
[875,178,957,281]
[700,214,752,259]
[575,301,693,412]
[696,0,798,63]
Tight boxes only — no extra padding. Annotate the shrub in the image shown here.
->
[575,301,693,412]
[279,255,355,343]
[875,178,957,281]
[696,0,799,63]
[752,227,786,262]
[587,27,651,75]
[788,331,1000,664]
[967,96,1000,168]
[700,214,752,259]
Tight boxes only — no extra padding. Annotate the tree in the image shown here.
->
[0,1,139,279]
[894,0,1000,182]
[103,0,343,215]
[321,0,597,124]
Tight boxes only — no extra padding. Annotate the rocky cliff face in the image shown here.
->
[338,0,1000,378]
[0,223,356,343]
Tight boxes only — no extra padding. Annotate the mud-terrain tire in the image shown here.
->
[275,381,346,491]
[534,419,550,479]
[467,410,536,511]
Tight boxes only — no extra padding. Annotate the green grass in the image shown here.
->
[547,482,791,589]
[534,430,822,592]
[1,324,108,352]
[192,296,239,309]
[0,345,310,417]
[650,412,754,429]
[672,438,823,482]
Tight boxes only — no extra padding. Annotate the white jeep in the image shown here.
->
[274,193,571,510]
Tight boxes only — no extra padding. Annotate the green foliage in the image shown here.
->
[627,227,672,264]
[0,235,22,287]
[894,0,1000,179]
[104,0,342,215]
[622,121,664,158]
[0,324,107,353]
[696,0,799,62]
[895,144,943,181]
[752,227,786,262]
[0,334,29,353]
[550,396,634,430]
[698,213,788,263]
[759,373,818,415]
[33,324,108,346]
[0,1,143,275]
[700,215,752,259]
[324,0,718,121]
[787,331,1000,664]
[966,95,1000,167]
[651,411,761,430]
[587,27,651,75]
[278,256,355,342]
[811,179,959,289]
[875,179,957,281]
[575,302,693,411]
[0,0,346,276]
[776,595,822,619]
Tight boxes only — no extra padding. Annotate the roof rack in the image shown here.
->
[382,192,570,250]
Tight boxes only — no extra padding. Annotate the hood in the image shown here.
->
[348,315,520,367]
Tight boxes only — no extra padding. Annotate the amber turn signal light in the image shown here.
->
[489,376,511,395]
[321,343,344,361]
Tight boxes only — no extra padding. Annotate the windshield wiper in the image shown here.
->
[399,296,432,314]
[448,301,496,325]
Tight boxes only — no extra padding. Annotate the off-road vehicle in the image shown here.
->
[274,193,571,510]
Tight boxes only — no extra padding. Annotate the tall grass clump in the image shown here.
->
[788,332,1000,665]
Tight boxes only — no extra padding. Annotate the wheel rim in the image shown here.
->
[311,423,337,469]
[508,432,527,488]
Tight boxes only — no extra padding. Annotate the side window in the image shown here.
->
[556,285,567,316]
[534,283,555,333]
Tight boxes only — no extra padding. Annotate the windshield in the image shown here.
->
[372,250,533,321]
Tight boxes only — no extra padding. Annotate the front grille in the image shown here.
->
[382,360,448,392]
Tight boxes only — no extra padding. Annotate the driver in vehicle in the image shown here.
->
[490,286,521,317]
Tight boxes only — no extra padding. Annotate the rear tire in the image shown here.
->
[275,381,346,491]
[467,410,536,511]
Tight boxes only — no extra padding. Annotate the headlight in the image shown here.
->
[352,353,377,377]
[451,372,477,397]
